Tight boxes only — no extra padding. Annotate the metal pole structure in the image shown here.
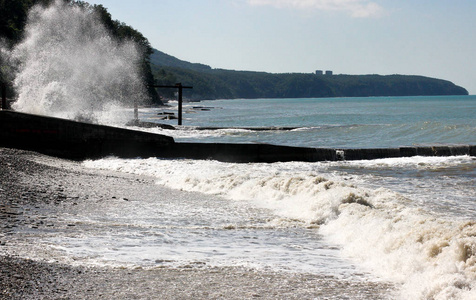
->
[177,83,183,126]
[147,84,192,126]
[1,83,6,110]
[133,98,139,122]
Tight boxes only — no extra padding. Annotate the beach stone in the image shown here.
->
[0,147,395,299]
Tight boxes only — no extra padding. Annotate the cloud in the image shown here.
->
[247,0,386,18]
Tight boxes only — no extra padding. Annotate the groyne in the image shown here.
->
[0,110,474,162]
[166,143,475,163]
[0,110,174,159]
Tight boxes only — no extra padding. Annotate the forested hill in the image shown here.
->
[149,49,212,73]
[150,49,469,101]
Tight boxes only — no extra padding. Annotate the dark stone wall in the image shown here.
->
[164,143,336,163]
[0,111,174,159]
[1,110,474,162]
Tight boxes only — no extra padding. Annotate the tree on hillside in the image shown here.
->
[0,0,162,104]
[0,0,56,46]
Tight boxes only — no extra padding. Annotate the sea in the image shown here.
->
[13,96,476,299]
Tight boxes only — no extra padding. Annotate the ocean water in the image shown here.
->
[12,96,476,299]
[141,95,476,148]
[78,96,476,299]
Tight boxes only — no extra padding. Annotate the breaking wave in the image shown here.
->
[10,0,147,125]
[83,156,476,299]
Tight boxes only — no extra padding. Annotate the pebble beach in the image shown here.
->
[0,147,393,299]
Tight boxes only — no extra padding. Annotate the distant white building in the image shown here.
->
[325,70,333,76]
[315,70,323,75]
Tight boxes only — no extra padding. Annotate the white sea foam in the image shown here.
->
[9,0,147,125]
[130,125,261,140]
[83,156,476,299]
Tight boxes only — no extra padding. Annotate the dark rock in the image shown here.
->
[126,119,176,130]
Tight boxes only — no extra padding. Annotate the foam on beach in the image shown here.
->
[83,156,476,299]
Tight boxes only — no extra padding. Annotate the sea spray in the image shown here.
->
[10,0,147,124]
[83,156,476,299]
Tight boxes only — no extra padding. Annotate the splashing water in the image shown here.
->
[10,0,147,125]
[83,156,476,299]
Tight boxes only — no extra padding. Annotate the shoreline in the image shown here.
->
[0,254,393,300]
[2,110,475,163]
[0,147,394,299]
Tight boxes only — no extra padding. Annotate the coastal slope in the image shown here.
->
[150,49,469,100]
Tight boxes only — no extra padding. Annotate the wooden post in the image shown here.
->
[1,83,6,110]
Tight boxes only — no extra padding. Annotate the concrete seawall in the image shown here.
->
[164,143,337,163]
[163,143,476,163]
[0,110,174,159]
[1,110,475,162]
[336,145,475,161]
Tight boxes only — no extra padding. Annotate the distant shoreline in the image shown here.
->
[151,49,469,101]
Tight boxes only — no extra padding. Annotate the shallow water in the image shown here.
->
[78,154,476,300]
[101,95,476,299]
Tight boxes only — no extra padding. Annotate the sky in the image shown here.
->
[86,0,476,94]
